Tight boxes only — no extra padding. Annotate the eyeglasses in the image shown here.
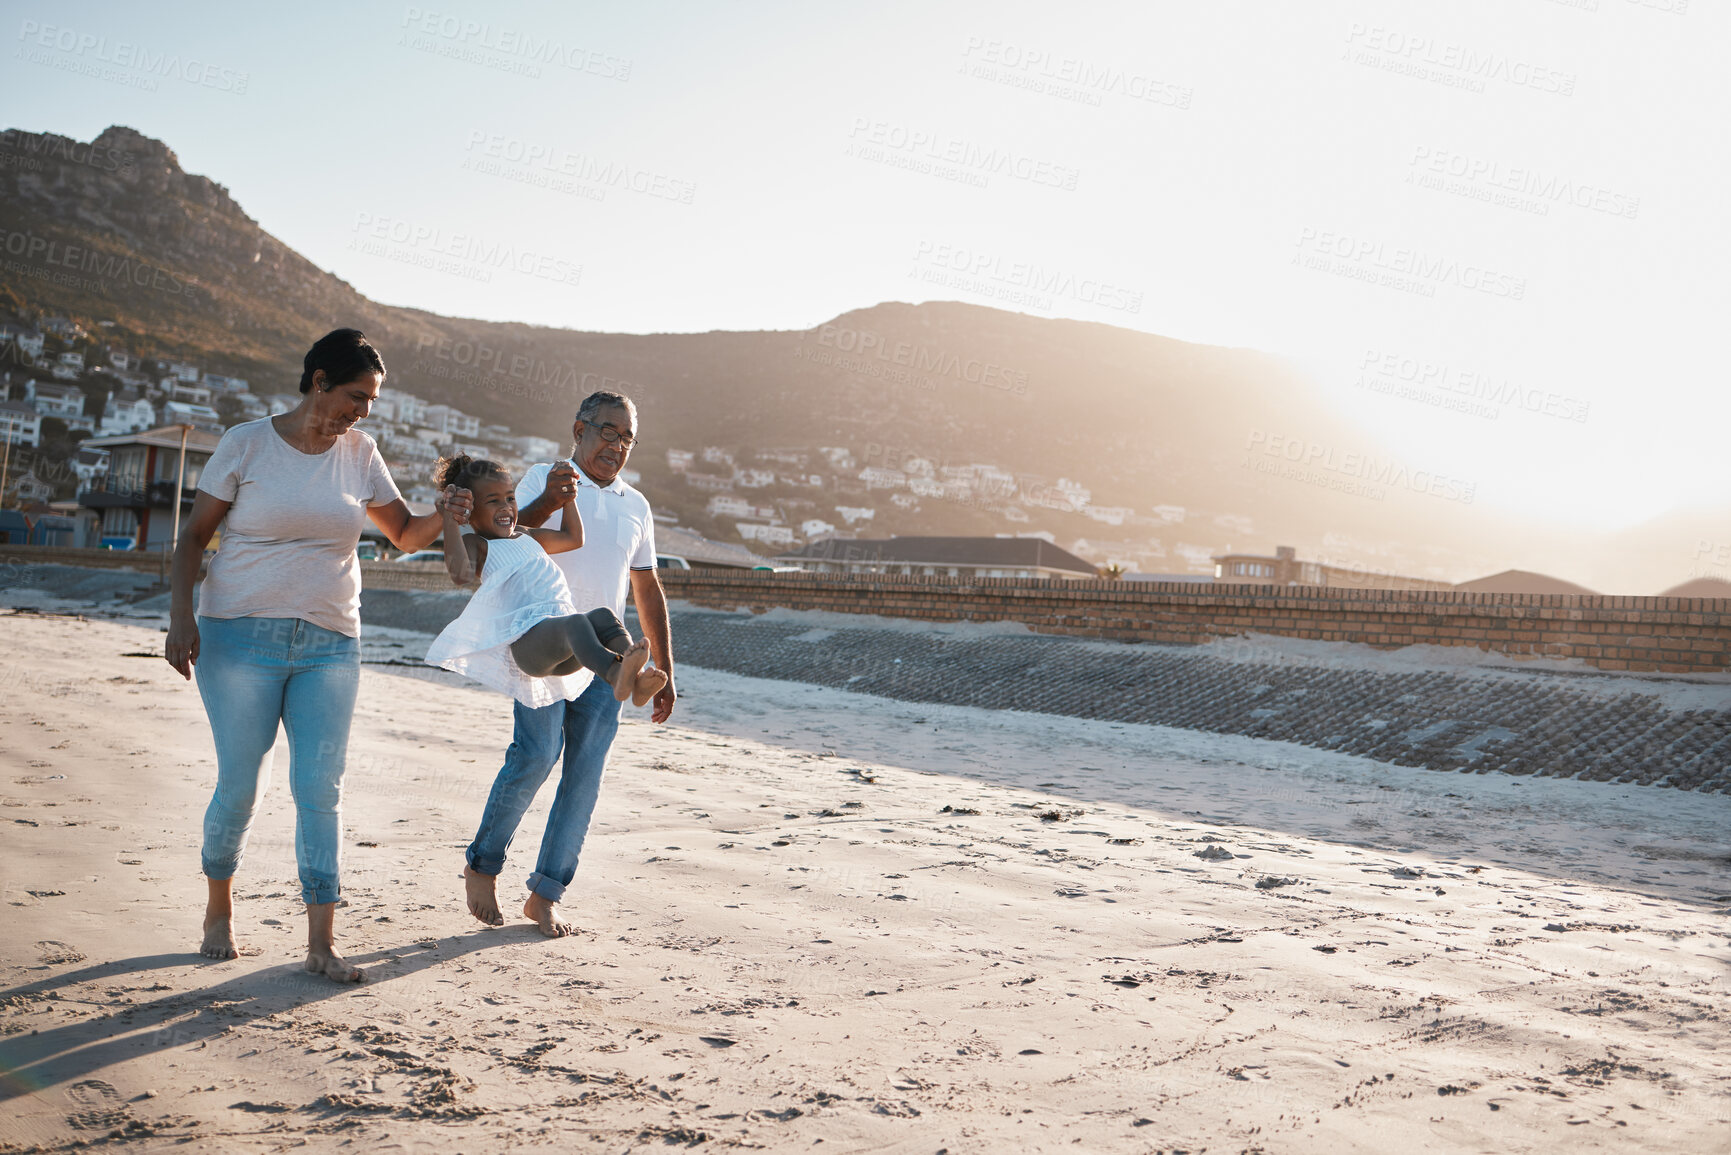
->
[586,423,637,450]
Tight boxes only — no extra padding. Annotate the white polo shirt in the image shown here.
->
[515,459,657,619]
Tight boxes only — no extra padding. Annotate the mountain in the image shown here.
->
[0,125,1717,593]
[1454,570,1598,596]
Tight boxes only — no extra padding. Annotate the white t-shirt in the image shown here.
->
[515,459,656,618]
[197,417,401,637]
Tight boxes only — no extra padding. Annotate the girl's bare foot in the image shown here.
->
[304,948,364,983]
[523,893,574,938]
[464,864,504,926]
[200,914,238,960]
[631,666,668,708]
[606,640,650,702]
[304,901,362,982]
[201,877,238,959]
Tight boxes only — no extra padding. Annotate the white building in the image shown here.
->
[734,468,776,489]
[27,381,86,422]
[0,400,42,447]
[381,432,440,464]
[859,467,908,490]
[99,391,157,436]
[265,393,302,416]
[1083,505,1133,526]
[701,446,734,467]
[835,505,876,525]
[162,401,224,434]
[376,388,427,426]
[424,404,480,439]
[800,518,836,539]
[516,435,562,462]
[706,495,754,516]
[0,325,45,358]
[230,393,269,421]
[70,447,110,485]
[737,522,794,547]
[165,379,212,406]
[666,448,695,473]
[107,348,139,371]
[201,373,248,393]
[161,360,201,383]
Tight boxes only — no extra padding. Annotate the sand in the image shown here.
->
[1,604,1728,1153]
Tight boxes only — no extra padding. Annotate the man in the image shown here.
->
[462,390,676,936]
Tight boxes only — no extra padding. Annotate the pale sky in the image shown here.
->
[4,0,1725,532]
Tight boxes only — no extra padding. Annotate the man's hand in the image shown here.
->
[650,677,676,724]
[544,461,578,504]
[439,485,473,525]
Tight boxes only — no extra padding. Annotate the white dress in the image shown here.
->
[424,534,593,707]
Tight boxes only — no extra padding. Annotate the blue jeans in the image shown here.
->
[466,674,621,902]
[195,616,359,905]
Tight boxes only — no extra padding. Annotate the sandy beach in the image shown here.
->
[2,602,1728,1153]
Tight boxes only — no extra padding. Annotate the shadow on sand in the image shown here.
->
[0,926,537,1102]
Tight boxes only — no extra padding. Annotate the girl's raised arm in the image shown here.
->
[524,494,584,555]
[440,485,487,585]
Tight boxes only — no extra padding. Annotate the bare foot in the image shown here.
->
[305,948,364,983]
[606,640,650,702]
[523,893,574,938]
[464,864,504,927]
[631,666,668,708]
[200,914,238,960]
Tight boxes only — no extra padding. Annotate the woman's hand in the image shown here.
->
[165,614,200,680]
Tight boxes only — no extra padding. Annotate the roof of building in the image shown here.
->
[1453,569,1598,596]
[82,423,225,452]
[656,524,768,569]
[0,399,39,416]
[776,535,1098,575]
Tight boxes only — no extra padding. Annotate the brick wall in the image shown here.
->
[658,570,1728,675]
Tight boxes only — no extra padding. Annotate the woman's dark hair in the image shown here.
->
[435,454,510,492]
[299,328,386,394]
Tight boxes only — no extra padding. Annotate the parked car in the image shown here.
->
[356,541,383,561]
[395,548,446,564]
[657,554,691,570]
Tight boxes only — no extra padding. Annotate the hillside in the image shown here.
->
[0,125,1711,591]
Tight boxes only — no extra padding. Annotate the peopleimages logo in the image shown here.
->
[462,131,696,204]
[1358,348,1590,424]
[846,117,1080,191]
[910,240,1143,314]
[1294,227,1526,301]
[349,212,582,287]
[1244,429,1476,504]
[958,37,1193,110]
[0,227,198,297]
[1343,22,1576,96]
[399,7,631,79]
[0,129,135,176]
[1408,146,1639,220]
[15,19,250,93]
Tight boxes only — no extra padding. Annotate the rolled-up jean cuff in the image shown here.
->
[301,879,340,906]
[202,859,238,881]
[525,871,567,903]
[466,848,503,877]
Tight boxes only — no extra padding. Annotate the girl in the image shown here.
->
[423,455,667,707]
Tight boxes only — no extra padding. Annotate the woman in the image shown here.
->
[165,328,465,982]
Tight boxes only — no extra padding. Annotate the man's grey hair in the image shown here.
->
[576,390,636,426]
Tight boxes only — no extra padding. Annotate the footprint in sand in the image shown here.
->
[65,1080,129,1131]
[37,940,85,964]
